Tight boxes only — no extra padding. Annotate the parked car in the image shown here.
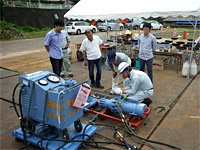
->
[63,4,73,9]
[140,20,163,30]
[125,18,145,29]
[97,19,124,31]
[65,21,97,35]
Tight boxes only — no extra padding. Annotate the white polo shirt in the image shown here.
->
[80,35,102,60]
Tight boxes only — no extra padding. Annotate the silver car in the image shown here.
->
[97,19,124,31]
[125,18,145,29]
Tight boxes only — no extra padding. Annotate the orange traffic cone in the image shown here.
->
[169,29,171,37]
[137,28,140,35]
[183,31,186,39]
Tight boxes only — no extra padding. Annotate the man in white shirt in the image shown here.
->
[115,62,153,106]
[80,29,104,89]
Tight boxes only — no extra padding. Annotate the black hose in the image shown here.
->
[84,143,115,150]
[82,123,91,141]
[55,134,100,150]
[94,123,181,150]
[12,82,21,118]
[22,124,130,149]
[12,83,30,149]
[19,85,24,120]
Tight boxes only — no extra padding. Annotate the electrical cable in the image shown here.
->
[93,123,181,150]
[85,143,115,150]
[21,123,133,150]
[115,103,142,149]
[41,90,48,148]
[82,123,91,141]
[13,83,30,149]
[18,85,25,120]
[12,82,21,118]
[55,133,100,150]
[116,102,161,150]
[26,82,35,126]
[44,127,60,150]
[114,97,173,150]
[81,143,89,150]
[192,142,200,150]
[56,90,65,128]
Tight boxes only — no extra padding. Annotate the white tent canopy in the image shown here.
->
[64,0,200,20]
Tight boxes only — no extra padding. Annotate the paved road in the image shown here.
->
[0,31,116,73]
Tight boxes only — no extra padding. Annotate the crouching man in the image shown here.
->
[114,62,153,106]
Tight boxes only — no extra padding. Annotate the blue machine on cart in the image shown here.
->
[12,71,97,150]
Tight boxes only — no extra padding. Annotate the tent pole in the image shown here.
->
[106,19,110,41]
[115,20,117,51]
[187,17,197,78]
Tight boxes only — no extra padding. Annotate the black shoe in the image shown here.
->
[90,83,96,88]
[95,84,104,89]
[61,74,65,78]
[142,98,152,107]
[69,74,73,77]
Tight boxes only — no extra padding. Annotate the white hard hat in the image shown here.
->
[118,62,130,74]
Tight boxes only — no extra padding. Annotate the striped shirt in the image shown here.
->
[138,33,157,60]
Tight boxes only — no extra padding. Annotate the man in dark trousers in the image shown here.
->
[80,29,104,89]
[45,19,64,76]
[138,23,157,82]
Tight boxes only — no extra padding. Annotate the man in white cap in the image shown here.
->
[114,62,153,106]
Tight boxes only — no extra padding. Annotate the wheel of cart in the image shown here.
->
[74,119,82,132]
[62,128,69,140]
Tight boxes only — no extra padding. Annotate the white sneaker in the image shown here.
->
[110,90,116,95]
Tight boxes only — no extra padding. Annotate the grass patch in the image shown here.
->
[0,21,52,41]
[150,28,200,39]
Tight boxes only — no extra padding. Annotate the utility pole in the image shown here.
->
[29,0,31,8]
[10,0,13,7]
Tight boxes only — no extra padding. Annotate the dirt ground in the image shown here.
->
[0,31,118,74]
[0,30,200,150]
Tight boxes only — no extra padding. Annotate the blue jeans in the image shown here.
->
[139,58,153,83]
[88,57,102,85]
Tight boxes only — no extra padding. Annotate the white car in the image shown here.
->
[65,21,97,35]
[140,20,163,30]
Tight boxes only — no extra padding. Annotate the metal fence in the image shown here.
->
[3,1,72,9]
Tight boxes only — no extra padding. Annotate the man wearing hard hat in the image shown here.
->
[114,62,153,106]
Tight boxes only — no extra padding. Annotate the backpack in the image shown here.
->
[76,50,84,61]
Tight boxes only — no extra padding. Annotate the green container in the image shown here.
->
[135,58,140,68]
